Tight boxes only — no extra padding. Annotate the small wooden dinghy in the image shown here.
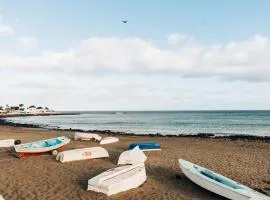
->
[99,137,119,145]
[74,132,102,141]
[56,147,109,163]
[0,139,15,147]
[87,163,146,196]
[118,146,147,165]
[14,136,70,158]
[128,141,161,151]
[179,159,270,200]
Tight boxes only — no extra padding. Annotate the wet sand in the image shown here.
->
[0,125,269,200]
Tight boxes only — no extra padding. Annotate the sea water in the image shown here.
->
[5,111,270,136]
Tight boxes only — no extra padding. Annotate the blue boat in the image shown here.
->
[128,142,161,151]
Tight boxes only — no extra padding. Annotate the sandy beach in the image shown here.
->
[0,125,269,200]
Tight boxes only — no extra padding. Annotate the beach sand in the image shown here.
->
[0,125,269,200]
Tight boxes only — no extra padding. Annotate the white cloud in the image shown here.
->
[0,14,15,36]
[0,13,269,110]
[167,33,187,45]
[0,24,14,36]
[0,34,270,82]
[19,36,38,47]
[1,71,270,110]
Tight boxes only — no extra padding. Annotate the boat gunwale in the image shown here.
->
[14,136,70,153]
[179,159,253,199]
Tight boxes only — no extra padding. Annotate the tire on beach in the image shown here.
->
[14,139,21,145]
[51,150,58,155]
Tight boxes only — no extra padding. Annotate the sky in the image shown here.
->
[0,0,270,110]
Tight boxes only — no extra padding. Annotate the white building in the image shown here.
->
[36,107,44,114]
[2,104,56,115]
[0,106,7,113]
[26,105,37,114]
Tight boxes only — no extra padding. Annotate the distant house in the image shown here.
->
[10,106,19,111]
[7,106,20,114]
[2,104,56,115]
[19,104,26,113]
[44,107,54,113]
[0,106,7,114]
[27,105,37,114]
[36,107,46,113]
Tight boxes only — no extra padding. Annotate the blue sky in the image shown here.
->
[2,0,270,44]
[0,0,270,110]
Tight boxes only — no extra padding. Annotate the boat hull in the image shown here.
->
[56,147,109,163]
[128,142,161,151]
[88,164,147,196]
[118,146,147,165]
[74,132,102,141]
[99,137,119,145]
[181,163,247,200]
[17,145,66,158]
[14,136,70,158]
[179,159,270,200]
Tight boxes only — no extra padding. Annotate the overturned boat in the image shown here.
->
[14,136,70,158]
[100,137,119,145]
[87,163,146,196]
[118,146,147,165]
[179,159,270,200]
[56,147,109,163]
[0,139,16,148]
[128,141,161,151]
[74,132,102,141]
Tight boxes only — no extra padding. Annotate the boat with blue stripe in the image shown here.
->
[128,141,161,151]
[14,136,70,158]
[179,159,270,200]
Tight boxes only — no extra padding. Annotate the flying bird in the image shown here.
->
[122,20,128,23]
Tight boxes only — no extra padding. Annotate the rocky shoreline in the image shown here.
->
[1,117,269,142]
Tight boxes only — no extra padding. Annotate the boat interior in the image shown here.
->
[199,169,244,190]
[23,139,62,148]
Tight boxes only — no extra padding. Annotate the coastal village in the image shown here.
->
[0,104,56,116]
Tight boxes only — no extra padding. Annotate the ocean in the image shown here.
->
[5,111,270,136]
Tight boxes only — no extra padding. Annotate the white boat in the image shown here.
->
[179,159,270,200]
[0,139,15,147]
[56,147,109,163]
[0,194,5,200]
[14,136,70,158]
[99,137,119,145]
[118,146,147,165]
[87,163,147,196]
[74,132,102,141]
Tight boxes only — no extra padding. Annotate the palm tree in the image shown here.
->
[5,104,9,112]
